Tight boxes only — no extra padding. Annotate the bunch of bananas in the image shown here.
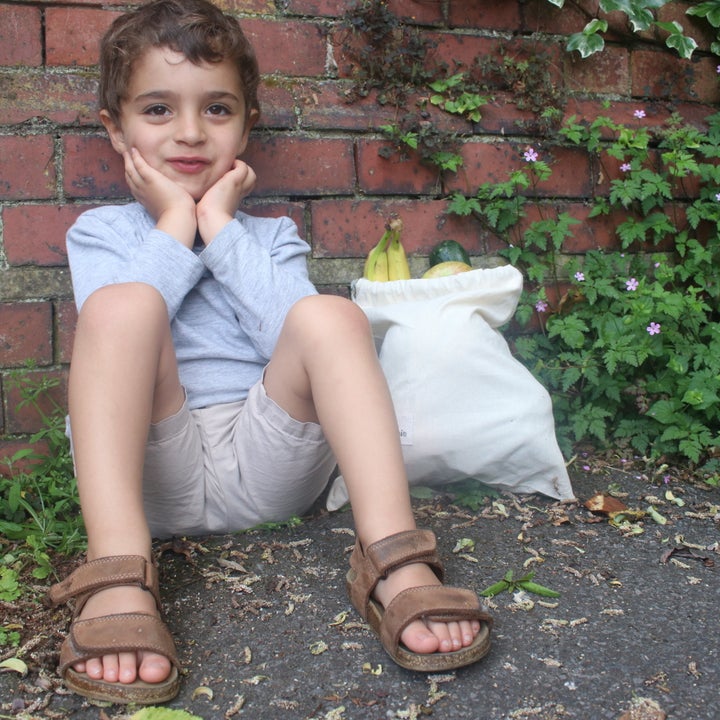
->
[363,217,411,282]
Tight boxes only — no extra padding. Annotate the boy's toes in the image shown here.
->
[138,651,172,684]
[400,619,441,654]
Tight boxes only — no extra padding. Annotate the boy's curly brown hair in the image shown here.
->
[99,0,260,124]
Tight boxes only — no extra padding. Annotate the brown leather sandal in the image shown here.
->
[346,529,493,671]
[48,555,181,705]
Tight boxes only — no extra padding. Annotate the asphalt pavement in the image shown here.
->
[2,465,718,720]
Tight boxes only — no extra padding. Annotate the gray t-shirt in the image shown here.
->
[66,202,317,409]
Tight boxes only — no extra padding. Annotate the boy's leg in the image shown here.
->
[67,282,184,684]
[263,295,480,654]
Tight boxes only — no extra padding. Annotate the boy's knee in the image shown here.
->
[288,294,370,337]
[78,283,168,329]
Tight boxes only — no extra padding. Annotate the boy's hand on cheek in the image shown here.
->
[196,160,256,244]
[124,148,197,248]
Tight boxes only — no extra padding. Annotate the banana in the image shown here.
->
[363,224,392,281]
[363,218,410,282]
[386,218,410,281]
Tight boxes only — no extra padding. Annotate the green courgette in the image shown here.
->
[429,239,471,267]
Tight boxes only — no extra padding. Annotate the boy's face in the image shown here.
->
[101,47,256,201]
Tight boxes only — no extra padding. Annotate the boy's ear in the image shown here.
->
[99,109,128,155]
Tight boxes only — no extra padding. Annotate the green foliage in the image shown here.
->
[481,569,560,598]
[1,365,86,580]
[448,112,720,464]
[428,72,489,124]
[548,0,703,59]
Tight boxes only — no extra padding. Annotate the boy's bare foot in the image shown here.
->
[72,585,172,684]
[373,562,482,654]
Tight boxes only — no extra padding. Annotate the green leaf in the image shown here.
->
[517,580,561,598]
[130,709,205,720]
[687,2,720,28]
[480,580,510,597]
[665,32,697,59]
[566,30,605,58]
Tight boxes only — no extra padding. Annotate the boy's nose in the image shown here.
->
[175,114,206,144]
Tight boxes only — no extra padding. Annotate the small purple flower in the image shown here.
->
[574,271,585,282]
[582,464,591,472]
[717,64,720,74]
[523,147,539,163]
[634,109,646,119]
[715,192,720,201]
[626,278,639,291]
[646,322,661,335]
[535,300,548,313]
[620,162,632,172]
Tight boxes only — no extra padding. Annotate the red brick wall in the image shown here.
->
[1,0,717,457]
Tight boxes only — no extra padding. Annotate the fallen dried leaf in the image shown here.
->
[310,640,329,655]
[617,696,666,720]
[191,685,213,701]
[585,493,628,515]
[0,658,28,676]
[661,545,715,567]
[362,662,383,675]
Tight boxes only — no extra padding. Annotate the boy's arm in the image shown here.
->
[67,206,205,317]
[198,214,317,359]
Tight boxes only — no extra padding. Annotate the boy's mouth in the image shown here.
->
[167,157,211,174]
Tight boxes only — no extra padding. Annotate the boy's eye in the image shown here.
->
[207,103,231,116]
[143,104,171,116]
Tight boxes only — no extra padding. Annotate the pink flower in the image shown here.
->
[574,271,585,282]
[634,109,646,119]
[626,278,639,291]
[523,147,539,162]
[535,300,548,313]
[620,162,632,172]
[646,322,661,335]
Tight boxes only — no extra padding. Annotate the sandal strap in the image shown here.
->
[58,612,180,675]
[48,555,161,615]
[349,529,444,617]
[381,585,493,655]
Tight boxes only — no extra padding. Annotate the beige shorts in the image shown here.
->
[141,378,336,538]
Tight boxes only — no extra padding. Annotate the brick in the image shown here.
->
[0,70,98,126]
[56,301,78,365]
[3,368,68,435]
[295,81,396,131]
[564,45,630,96]
[0,440,51,478]
[430,32,501,72]
[356,138,439,195]
[477,94,542,136]
[242,199,307,237]
[244,135,355,196]
[449,0,521,30]
[4,205,85,267]
[256,81,296,129]
[46,8,122,67]
[522,0,627,38]
[388,0,444,25]
[631,50,720,105]
[0,303,53,367]
[310,198,492,258]
[446,142,593,199]
[62,135,127,200]
[0,136,56,201]
[241,18,327,77]
[0,5,42,66]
